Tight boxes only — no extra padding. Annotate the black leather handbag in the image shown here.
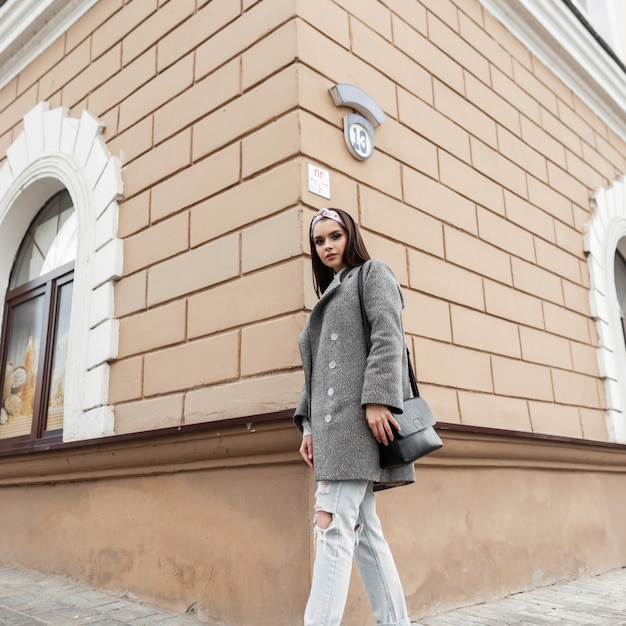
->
[358,267,443,469]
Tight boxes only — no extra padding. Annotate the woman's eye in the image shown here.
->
[332,233,341,240]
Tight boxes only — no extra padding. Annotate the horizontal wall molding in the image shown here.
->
[480,0,626,141]
[0,417,624,487]
[0,0,99,90]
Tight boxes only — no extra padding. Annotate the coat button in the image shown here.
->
[325,414,332,423]
[327,388,334,396]
[329,361,336,369]
[330,333,338,341]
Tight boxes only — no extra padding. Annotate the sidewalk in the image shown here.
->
[0,566,198,625]
[418,567,626,626]
[0,564,624,625]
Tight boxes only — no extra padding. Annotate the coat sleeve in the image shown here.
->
[293,384,309,433]
[360,260,406,414]
[293,323,311,432]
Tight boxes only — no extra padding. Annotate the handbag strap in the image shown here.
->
[357,266,420,399]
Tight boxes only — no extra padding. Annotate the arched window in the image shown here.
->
[0,190,75,445]
[0,102,123,446]
[584,174,626,443]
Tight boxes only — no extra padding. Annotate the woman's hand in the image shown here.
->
[299,434,314,469]
[365,404,400,446]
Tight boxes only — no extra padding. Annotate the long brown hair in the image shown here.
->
[310,208,371,296]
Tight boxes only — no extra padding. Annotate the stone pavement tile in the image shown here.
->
[26,605,95,623]
[446,615,484,624]
[552,610,602,623]
[461,608,519,625]
[118,602,163,617]
[57,590,113,605]
[0,607,47,624]
[70,617,128,626]
[107,596,146,613]
[131,614,202,626]
[71,590,123,602]
[473,609,543,624]
[419,615,483,625]
[71,596,126,612]
[65,617,123,626]
[133,613,184,626]
[567,604,625,617]
[106,607,163,622]
[4,599,53,613]
[0,614,46,626]
[1,592,46,607]
[505,611,562,624]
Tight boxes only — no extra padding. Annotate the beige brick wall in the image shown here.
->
[1,0,625,441]
[291,0,625,442]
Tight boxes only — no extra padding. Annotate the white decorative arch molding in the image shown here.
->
[584,175,626,443]
[0,102,123,441]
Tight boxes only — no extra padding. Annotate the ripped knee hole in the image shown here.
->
[314,509,333,530]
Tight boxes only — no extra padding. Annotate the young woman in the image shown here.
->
[294,208,415,626]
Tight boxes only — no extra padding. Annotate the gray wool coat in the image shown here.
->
[294,259,416,488]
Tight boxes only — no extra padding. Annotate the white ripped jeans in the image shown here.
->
[304,480,411,626]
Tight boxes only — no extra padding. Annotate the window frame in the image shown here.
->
[0,261,74,451]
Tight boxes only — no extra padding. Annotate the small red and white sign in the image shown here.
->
[307,163,331,199]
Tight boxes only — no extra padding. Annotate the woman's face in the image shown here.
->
[312,218,348,273]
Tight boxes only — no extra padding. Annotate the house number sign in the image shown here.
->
[329,83,386,161]
[344,114,375,160]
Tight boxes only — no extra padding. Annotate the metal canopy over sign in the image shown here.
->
[329,84,385,161]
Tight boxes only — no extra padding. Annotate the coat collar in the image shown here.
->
[318,266,358,301]
[310,266,359,321]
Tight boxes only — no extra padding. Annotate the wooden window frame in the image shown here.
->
[0,261,74,453]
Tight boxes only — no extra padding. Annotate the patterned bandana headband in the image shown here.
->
[310,208,347,238]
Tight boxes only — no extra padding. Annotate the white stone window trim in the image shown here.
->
[0,102,123,442]
[0,0,100,91]
[479,0,626,142]
[584,175,626,444]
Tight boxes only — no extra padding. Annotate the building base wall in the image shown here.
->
[0,421,624,625]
